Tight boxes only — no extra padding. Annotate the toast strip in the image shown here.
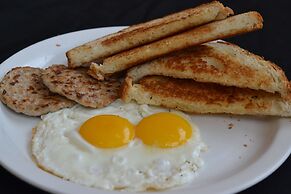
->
[121,76,291,117]
[66,1,233,68]
[126,41,289,98]
[90,11,263,80]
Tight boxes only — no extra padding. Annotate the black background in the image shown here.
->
[0,0,290,193]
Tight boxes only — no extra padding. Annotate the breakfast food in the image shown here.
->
[125,41,290,98]
[42,65,120,108]
[90,11,263,80]
[32,100,206,191]
[1,1,290,193]
[121,41,291,117]
[122,76,291,117]
[66,1,233,68]
[0,67,75,116]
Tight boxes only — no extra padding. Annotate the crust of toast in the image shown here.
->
[121,76,291,117]
[91,11,263,80]
[125,41,289,98]
[66,1,233,68]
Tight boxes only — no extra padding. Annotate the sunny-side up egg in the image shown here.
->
[32,99,207,191]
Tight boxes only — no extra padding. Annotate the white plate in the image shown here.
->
[0,27,290,194]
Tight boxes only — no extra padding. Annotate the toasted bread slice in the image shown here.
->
[90,11,263,80]
[125,41,289,98]
[66,1,233,68]
[121,76,291,117]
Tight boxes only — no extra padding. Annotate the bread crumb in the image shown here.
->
[228,123,234,129]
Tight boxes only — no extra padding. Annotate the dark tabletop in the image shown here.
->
[0,0,290,193]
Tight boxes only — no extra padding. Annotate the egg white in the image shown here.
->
[32,99,207,191]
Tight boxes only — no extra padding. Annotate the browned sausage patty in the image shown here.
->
[0,67,75,116]
[42,65,120,108]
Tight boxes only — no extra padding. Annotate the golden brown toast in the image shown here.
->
[66,1,233,68]
[121,76,291,117]
[126,41,289,98]
[90,11,263,80]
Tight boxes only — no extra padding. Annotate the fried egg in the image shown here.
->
[32,100,206,191]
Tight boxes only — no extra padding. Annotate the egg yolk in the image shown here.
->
[136,112,192,148]
[79,115,135,148]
